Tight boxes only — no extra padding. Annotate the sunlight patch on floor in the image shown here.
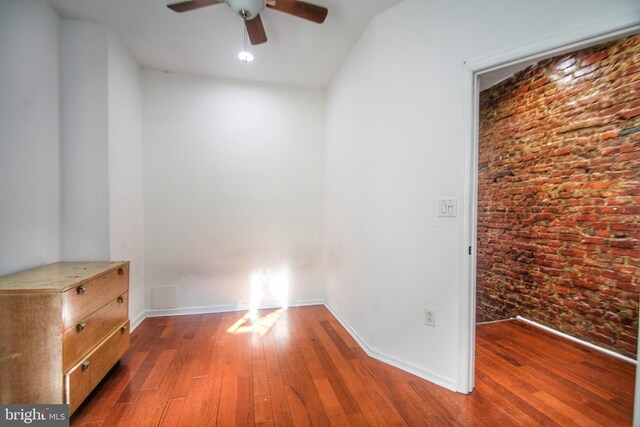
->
[227,267,290,336]
[226,309,283,336]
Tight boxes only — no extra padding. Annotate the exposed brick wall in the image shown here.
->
[476,35,639,358]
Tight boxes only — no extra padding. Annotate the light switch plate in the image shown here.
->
[438,198,457,217]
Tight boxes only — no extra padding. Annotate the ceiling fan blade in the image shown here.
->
[167,0,225,13]
[267,0,328,24]
[245,14,268,45]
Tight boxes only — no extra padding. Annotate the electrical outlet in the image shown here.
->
[424,308,436,327]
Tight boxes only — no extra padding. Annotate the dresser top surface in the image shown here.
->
[0,261,128,293]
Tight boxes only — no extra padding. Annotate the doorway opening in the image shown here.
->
[476,34,639,359]
[460,17,640,424]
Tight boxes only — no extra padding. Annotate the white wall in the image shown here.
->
[60,20,110,260]
[108,33,145,324]
[142,70,325,311]
[0,6,145,327]
[0,0,61,275]
[325,0,640,391]
[60,19,145,322]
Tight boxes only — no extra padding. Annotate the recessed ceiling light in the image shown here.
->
[237,23,254,63]
[239,51,254,63]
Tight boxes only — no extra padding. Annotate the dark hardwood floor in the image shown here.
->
[71,305,636,426]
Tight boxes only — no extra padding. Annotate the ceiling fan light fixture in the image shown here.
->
[226,0,264,19]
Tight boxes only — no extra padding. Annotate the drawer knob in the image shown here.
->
[77,322,86,332]
[117,296,125,304]
[118,268,125,276]
[77,285,86,295]
[121,325,128,333]
[82,360,90,371]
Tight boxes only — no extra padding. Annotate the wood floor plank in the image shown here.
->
[168,344,204,399]
[176,376,209,427]
[115,360,155,404]
[296,312,366,421]
[252,356,274,425]
[312,378,351,426]
[157,398,185,427]
[71,307,635,427]
[319,320,356,360]
[305,314,402,426]
[118,389,164,427]
[216,341,239,426]
[281,344,331,424]
[273,311,331,426]
[194,344,225,425]
[141,348,177,391]
[262,326,294,426]
[100,402,131,427]
[288,312,326,381]
[236,375,255,425]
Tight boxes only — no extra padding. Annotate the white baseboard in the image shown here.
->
[323,303,458,392]
[130,310,146,332]
[516,316,637,365]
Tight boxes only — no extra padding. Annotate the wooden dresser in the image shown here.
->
[0,261,130,414]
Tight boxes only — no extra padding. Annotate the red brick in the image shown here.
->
[584,181,611,190]
[530,77,551,90]
[621,107,640,119]
[574,280,599,291]
[582,51,609,66]
[575,214,599,222]
[600,131,619,141]
[619,333,638,346]
[611,240,636,249]
[616,282,640,293]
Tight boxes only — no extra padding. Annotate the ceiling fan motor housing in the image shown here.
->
[226,0,265,20]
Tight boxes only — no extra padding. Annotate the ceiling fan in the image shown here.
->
[166,0,328,45]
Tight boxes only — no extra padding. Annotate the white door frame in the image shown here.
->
[457,10,640,405]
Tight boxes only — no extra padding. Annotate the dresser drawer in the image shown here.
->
[65,320,130,414]
[63,264,129,328]
[63,292,128,372]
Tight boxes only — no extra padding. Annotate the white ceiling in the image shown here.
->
[47,0,405,88]
[479,60,539,92]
